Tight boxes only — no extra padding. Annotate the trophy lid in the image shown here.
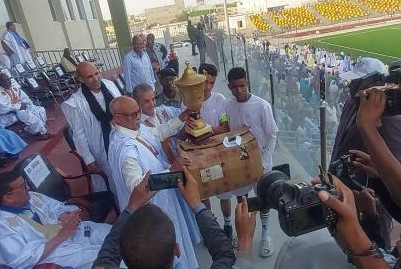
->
[175,61,206,87]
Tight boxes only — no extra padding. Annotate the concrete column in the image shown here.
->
[107,0,131,56]
[93,0,109,47]
[53,0,72,49]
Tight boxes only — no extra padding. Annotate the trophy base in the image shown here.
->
[185,123,213,143]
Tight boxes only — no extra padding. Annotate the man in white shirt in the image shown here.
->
[225,67,278,258]
[132,83,190,161]
[61,62,121,192]
[0,73,50,140]
[1,22,32,65]
[0,171,111,269]
[123,35,156,94]
[193,63,233,239]
[107,96,199,269]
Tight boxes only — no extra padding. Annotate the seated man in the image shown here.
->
[0,73,50,140]
[0,170,112,268]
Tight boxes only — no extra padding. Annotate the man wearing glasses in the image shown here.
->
[107,96,199,269]
[0,171,111,268]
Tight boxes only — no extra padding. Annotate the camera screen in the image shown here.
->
[289,204,326,236]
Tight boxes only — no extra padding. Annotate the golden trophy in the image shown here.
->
[175,62,213,142]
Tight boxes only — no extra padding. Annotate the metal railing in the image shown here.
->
[32,48,122,71]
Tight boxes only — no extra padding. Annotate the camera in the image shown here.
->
[148,171,186,191]
[330,154,365,191]
[349,62,401,116]
[256,170,337,237]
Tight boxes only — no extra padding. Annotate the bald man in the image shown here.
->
[107,96,199,269]
[61,62,121,192]
[122,34,156,94]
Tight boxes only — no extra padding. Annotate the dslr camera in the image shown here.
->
[254,170,337,237]
[349,61,401,116]
[330,154,365,191]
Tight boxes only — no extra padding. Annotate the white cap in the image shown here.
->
[339,57,388,80]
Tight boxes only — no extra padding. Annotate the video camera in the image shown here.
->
[349,61,401,116]
[252,168,337,237]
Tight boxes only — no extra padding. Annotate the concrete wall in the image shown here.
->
[88,20,105,48]
[64,20,93,49]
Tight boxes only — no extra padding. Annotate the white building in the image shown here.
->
[0,0,108,51]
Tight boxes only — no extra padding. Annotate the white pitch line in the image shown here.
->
[318,40,401,59]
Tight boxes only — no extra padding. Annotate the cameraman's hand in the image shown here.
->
[235,196,256,252]
[356,89,386,130]
[318,176,372,255]
[128,171,156,211]
[349,150,380,179]
[178,166,201,209]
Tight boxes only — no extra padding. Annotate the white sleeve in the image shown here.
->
[0,97,20,113]
[261,102,278,171]
[37,193,78,221]
[122,155,144,192]
[122,55,133,93]
[0,220,45,268]
[155,117,184,141]
[18,88,32,105]
[61,102,95,165]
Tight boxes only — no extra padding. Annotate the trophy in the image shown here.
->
[175,62,213,142]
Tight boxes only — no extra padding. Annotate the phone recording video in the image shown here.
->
[148,171,186,191]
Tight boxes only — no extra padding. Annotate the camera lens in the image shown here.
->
[257,170,290,210]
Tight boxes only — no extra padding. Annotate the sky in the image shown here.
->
[98,0,227,19]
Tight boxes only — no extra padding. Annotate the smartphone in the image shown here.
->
[246,197,262,212]
[148,171,186,191]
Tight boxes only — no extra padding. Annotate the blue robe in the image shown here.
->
[0,127,27,156]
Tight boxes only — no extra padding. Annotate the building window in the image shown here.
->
[65,0,81,20]
[237,20,243,28]
[89,0,97,19]
[48,0,58,21]
[0,0,16,25]
[61,0,72,21]
[76,0,85,20]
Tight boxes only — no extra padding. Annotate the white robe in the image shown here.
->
[0,192,111,269]
[0,86,47,135]
[225,94,278,196]
[1,31,33,65]
[108,125,199,269]
[61,79,121,192]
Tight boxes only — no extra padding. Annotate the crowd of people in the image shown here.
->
[0,17,401,269]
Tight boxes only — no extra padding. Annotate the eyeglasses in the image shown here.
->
[7,180,28,194]
[115,109,142,119]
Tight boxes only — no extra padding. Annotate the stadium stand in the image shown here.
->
[267,6,318,29]
[249,14,271,31]
[356,0,401,12]
[315,0,368,21]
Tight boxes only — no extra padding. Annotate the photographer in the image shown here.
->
[355,89,401,208]
[317,176,391,269]
[330,58,401,249]
[94,166,264,269]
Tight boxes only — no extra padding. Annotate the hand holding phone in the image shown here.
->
[148,171,186,191]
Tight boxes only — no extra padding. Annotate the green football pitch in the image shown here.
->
[298,23,401,63]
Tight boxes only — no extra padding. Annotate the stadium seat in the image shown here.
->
[249,14,270,31]
[268,6,318,29]
[315,0,368,21]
